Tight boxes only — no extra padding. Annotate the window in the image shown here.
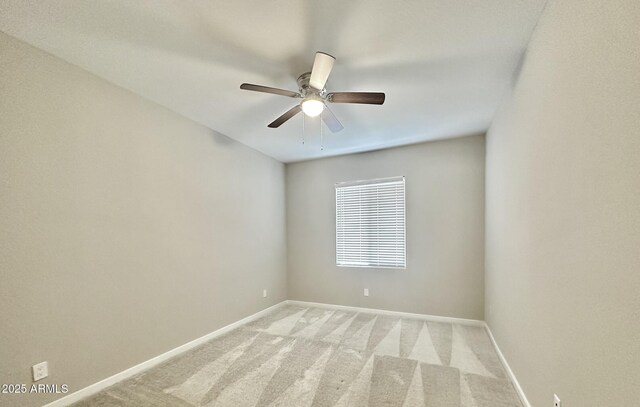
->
[336,176,406,269]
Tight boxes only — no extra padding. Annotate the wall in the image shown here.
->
[0,32,286,406]
[485,0,640,405]
[287,136,485,319]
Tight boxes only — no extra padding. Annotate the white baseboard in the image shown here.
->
[44,301,287,407]
[484,324,531,407]
[286,300,486,327]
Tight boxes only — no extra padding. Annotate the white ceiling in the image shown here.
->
[0,0,545,162]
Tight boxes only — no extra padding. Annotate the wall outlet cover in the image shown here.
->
[32,361,48,381]
[554,394,561,407]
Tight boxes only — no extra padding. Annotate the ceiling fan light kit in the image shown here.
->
[301,98,324,117]
[240,51,386,146]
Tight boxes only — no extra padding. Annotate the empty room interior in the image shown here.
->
[1,1,638,406]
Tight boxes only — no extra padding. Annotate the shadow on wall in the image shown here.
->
[209,130,236,146]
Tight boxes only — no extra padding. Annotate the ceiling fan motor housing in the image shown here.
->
[297,72,327,98]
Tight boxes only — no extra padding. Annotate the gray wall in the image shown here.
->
[0,32,286,407]
[287,136,485,320]
[485,0,640,405]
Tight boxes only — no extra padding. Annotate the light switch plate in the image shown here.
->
[364,288,369,297]
[263,289,267,298]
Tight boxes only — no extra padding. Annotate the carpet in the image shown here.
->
[72,305,522,406]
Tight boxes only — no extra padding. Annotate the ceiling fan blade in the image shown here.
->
[328,92,386,105]
[309,52,335,90]
[240,83,301,98]
[268,105,302,128]
[322,106,344,133]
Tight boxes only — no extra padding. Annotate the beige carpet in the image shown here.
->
[73,305,522,406]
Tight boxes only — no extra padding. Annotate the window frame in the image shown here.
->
[335,176,406,269]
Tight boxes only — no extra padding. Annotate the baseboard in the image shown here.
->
[484,324,531,407]
[43,301,287,407]
[285,300,486,327]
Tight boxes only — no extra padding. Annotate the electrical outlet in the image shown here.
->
[263,289,267,298]
[32,361,48,382]
[364,288,369,297]
[554,394,561,407]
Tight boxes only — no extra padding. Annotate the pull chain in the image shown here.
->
[320,111,324,151]
[302,113,305,145]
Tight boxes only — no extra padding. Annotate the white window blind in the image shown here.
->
[336,176,406,269]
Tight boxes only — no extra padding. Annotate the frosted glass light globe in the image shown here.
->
[301,99,324,117]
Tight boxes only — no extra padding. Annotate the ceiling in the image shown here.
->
[0,0,546,162]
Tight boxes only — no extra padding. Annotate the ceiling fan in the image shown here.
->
[240,52,385,133]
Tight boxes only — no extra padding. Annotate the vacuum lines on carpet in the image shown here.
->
[73,305,521,406]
